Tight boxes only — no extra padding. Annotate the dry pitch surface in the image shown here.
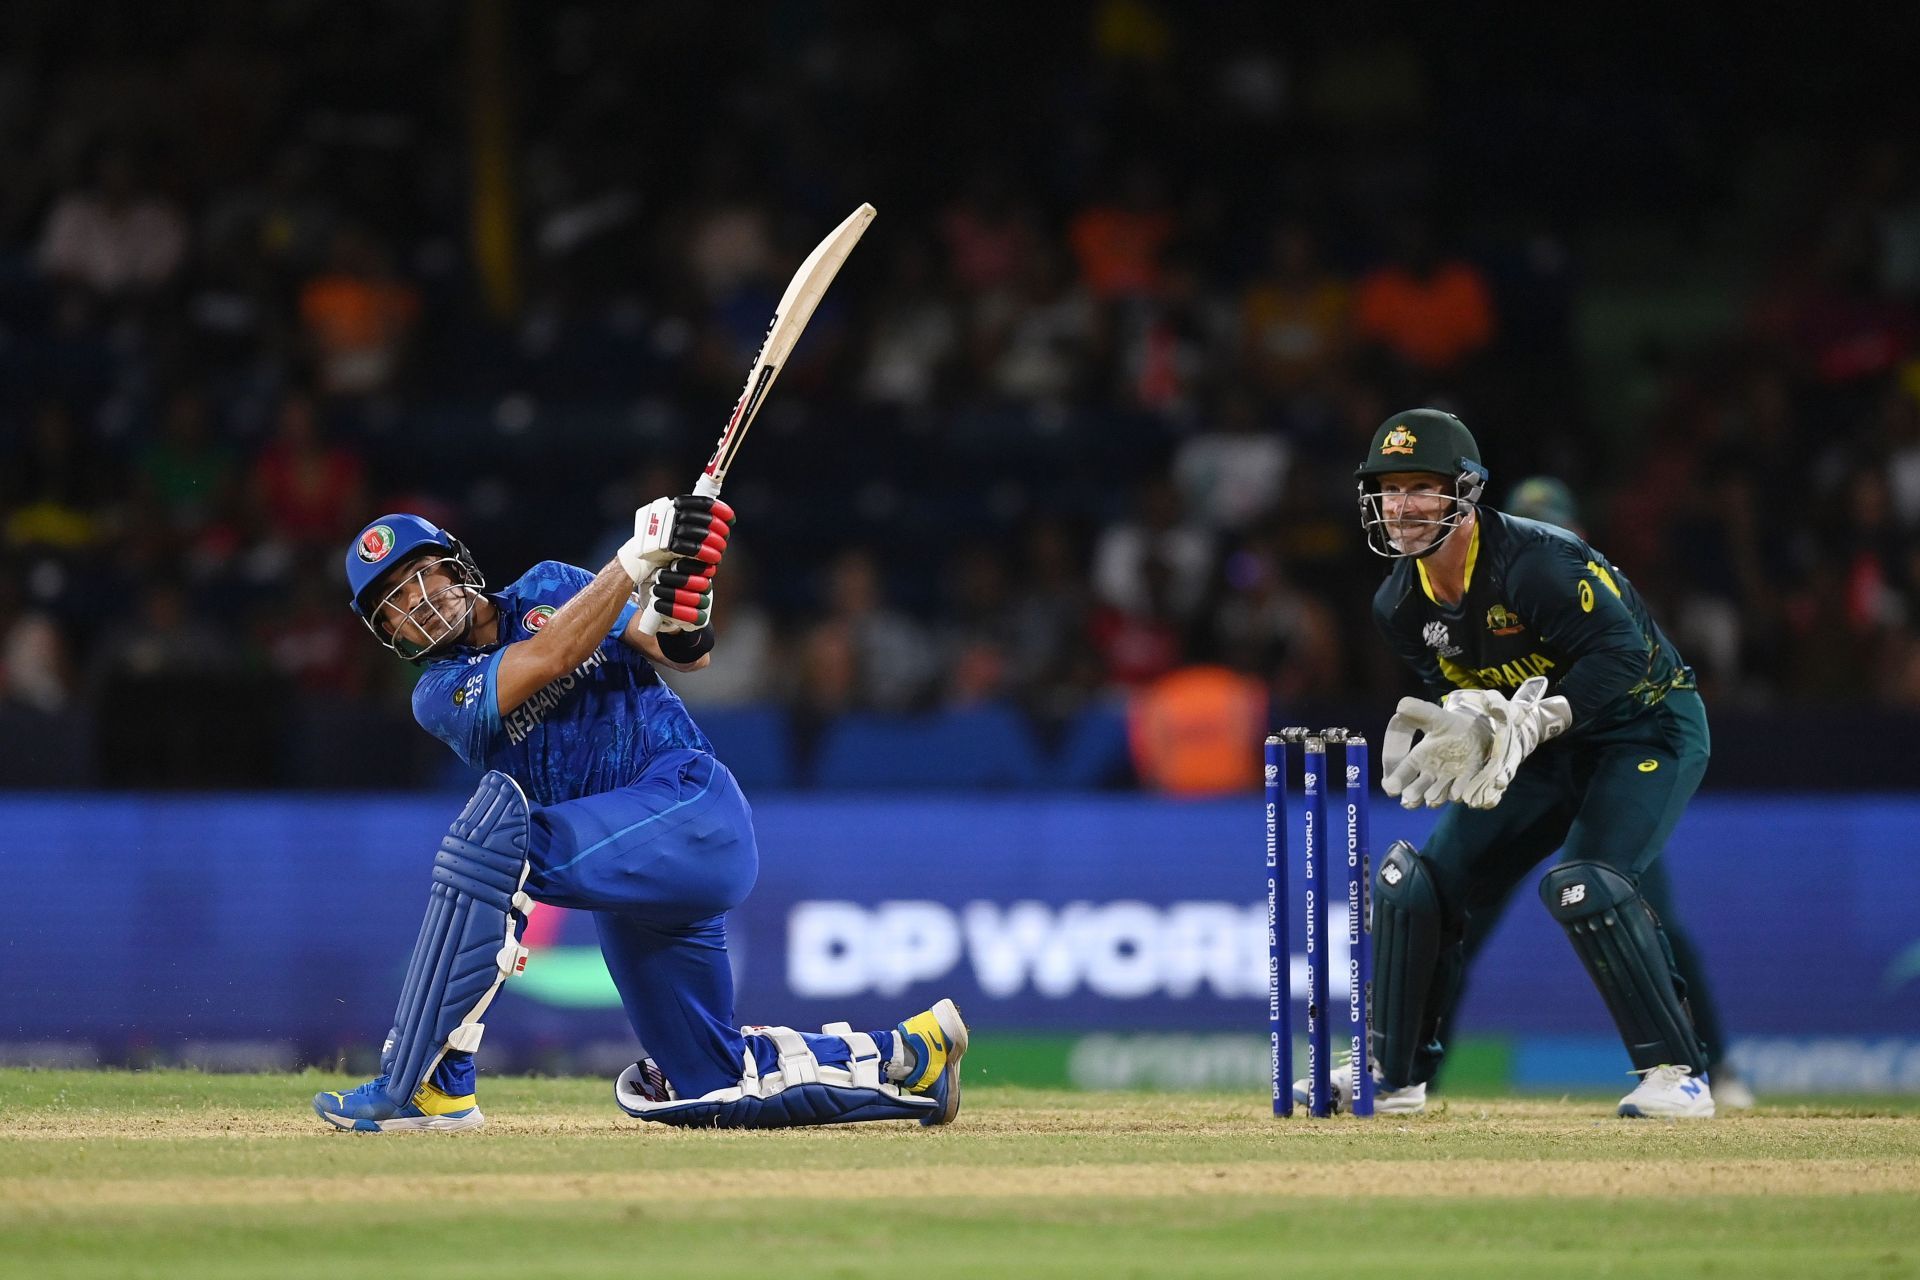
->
[3,1070,1917,1279]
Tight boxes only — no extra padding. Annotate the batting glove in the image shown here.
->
[619,496,733,635]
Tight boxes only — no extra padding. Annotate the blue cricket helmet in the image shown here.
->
[344,513,477,617]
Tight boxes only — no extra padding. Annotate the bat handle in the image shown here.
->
[694,474,723,500]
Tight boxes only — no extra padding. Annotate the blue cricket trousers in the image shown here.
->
[521,749,761,1098]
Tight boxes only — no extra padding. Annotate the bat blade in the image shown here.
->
[696,202,876,497]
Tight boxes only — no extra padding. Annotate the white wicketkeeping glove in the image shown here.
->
[1380,694,1495,810]
[1455,676,1572,810]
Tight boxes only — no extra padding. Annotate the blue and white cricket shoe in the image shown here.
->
[313,1074,485,1133]
[1617,1064,1715,1119]
[895,998,968,1126]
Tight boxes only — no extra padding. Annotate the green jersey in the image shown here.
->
[1372,509,1694,737]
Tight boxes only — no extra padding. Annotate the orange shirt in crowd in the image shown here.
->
[1352,261,1495,371]
[299,274,421,393]
[1126,665,1268,795]
[1068,206,1174,299]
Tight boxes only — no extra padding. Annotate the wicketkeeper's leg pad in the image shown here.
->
[1541,860,1707,1074]
[380,770,536,1109]
[614,1023,939,1128]
[1368,840,1464,1088]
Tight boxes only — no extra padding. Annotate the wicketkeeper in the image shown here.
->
[1298,408,1719,1118]
[313,501,966,1131]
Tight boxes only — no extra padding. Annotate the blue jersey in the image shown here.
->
[411,561,712,805]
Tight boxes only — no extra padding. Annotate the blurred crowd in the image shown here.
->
[4,3,1920,786]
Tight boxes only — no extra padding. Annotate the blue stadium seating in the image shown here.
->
[811,705,1048,789]
[1051,702,1133,789]
[691,706,796,790]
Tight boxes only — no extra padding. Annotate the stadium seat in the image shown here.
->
[811,705,1047,789]
[689,705,795,790]
[1051,701,1133,789]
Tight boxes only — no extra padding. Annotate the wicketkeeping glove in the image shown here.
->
[1454,676,1572,810]
[1380,694,1494,810]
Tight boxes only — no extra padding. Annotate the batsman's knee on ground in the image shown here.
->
[615,999,969,1129]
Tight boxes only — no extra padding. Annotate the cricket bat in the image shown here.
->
[694,201,877,498]
[640,202,876,634]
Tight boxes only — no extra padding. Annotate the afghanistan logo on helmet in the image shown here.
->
[1380,424,1418,455]
[523,605,557,634]
[357,524,397,564]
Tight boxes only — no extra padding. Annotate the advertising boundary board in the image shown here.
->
[6,792,1918,1091]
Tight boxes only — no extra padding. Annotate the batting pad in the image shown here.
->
[1541,860,1707,1074]
[1369,840,1463,1088]
[381,770,536,1109]
[614,1024,939,1128]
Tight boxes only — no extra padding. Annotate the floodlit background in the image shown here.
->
[4,3,1918,1094]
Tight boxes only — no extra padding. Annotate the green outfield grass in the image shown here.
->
[3,1071,1918,1279]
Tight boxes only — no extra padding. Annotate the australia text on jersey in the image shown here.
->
[1441,650,1557,691]
[503,648,609,745]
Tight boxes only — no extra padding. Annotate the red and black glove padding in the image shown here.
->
[667,495,734,567]
[646,559,716,630]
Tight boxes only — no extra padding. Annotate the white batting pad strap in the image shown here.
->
[704,1024,914,1097]
[825,1026,885,1089]
[495,941,529,980]
[447,1022,485,1053]
[731,1024,898,1096]
[739,1045,763,1093]
[764,1027,821,1086]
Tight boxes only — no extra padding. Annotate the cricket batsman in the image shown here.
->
[312,501,967,1131]
[1301,408,1717,1118]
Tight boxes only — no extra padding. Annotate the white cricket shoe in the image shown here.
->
[1617,1064,1715,1119]
[1293,1061,1427,1115]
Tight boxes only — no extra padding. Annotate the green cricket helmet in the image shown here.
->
[1354,408,1489,559]
[1506,475,1580,531]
